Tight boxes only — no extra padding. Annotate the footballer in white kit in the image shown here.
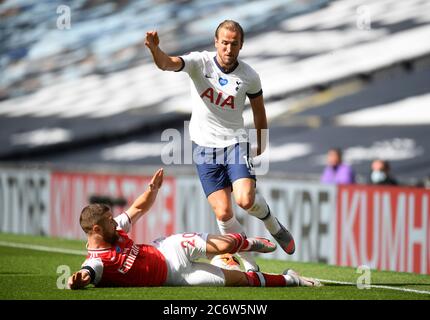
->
[145,20,296,273]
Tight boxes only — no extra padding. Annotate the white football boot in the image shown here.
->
[283,269,322,287]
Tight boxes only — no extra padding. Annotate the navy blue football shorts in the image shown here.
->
[193,142,256,197]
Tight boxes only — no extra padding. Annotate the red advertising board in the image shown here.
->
[50,171,175,244]
[335,185,430,274]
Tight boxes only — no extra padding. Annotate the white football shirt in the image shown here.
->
[178,51,262,148]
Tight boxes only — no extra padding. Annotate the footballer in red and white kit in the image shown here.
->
[68,168,321,289]
[81,212,168,287]
[82,212,226,287]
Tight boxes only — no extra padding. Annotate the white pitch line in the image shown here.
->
[1,240,429,296]
[316,278,430,296]
[0,241,86,256]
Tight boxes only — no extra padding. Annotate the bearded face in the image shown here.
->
[215,28,242,69]
[103,228,119,244]
[99,213,120,244]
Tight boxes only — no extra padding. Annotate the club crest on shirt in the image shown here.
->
[235,81,242,91]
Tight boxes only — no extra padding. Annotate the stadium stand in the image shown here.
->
[1,0,430,185]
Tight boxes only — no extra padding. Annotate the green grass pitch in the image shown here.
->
[0,232,429,300]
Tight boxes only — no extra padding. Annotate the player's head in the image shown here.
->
[80,203,119,244]
[214,20,244,68]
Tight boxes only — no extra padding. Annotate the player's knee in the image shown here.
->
[214,208,233,222]
[235,195,255,211]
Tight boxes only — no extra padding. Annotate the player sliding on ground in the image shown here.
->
[68,168,320,289]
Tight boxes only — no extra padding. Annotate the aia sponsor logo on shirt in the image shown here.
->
[200,88,235,109]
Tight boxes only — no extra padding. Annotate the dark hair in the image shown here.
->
[215,20,244,44]
[383,160,391,171]
[329,147,342,154]
[80,203,111,233]
[372,159,390,171]
[329,147,342,158]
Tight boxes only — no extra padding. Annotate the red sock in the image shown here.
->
[245,271,287,287]
[226,233,250,253]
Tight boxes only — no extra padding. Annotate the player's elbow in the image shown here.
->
[158,63,168,71]
[156,60,172,71]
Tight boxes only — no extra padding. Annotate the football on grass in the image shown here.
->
[210,253,241,271]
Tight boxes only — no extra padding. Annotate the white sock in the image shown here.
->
[247,192,281,235]
[216,217,259,271]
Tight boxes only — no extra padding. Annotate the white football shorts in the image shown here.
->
[151,232,225,286]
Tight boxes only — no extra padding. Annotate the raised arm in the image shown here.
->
[126,168,164,224]
[145,31,183,71]
[250,95,268,156]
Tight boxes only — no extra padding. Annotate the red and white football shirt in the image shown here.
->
[81,213,168,287]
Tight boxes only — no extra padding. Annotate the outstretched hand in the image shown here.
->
[150,168,164,190]
[68,271,90,290]
[126,168,164,223]
[145,31,160,51]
